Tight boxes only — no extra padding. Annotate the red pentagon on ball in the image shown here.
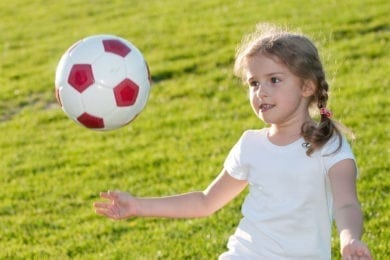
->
[103,39,131,57]
[68,64,95,93]
[77,112,104,129]
[113,79,139,106]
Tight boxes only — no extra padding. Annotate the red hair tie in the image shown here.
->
[320,108,332,118]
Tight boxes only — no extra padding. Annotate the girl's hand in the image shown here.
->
[341,239,372,260]
[94,191,138,220]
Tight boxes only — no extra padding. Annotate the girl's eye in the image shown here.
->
[270,77,281,84]
[248,81,259,87]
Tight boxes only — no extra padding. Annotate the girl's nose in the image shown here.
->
[256,83,267,98]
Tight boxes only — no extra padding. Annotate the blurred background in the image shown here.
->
[0,0,388,258]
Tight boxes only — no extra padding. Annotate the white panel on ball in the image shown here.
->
[68,38,105,64]
[81,84,117,117]
[104,107,139,130]
[93,54,127,88]
[124,50,149,87]
[59,87,85,118]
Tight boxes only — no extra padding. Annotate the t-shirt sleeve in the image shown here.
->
[224,133,250,180]
[321,135,357,175]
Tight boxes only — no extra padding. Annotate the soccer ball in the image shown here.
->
[55,35,151,130]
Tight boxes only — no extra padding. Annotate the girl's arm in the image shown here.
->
[328,159,372,260]
[94,169,247,219]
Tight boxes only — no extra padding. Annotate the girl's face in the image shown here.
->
[245,54,314,127]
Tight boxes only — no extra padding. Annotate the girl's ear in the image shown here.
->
[301,80,316,97]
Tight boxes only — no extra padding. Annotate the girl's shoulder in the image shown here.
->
[320,133,356,173]
[241,128,268,138]
[234,128,269,149]
[321,133,353,156]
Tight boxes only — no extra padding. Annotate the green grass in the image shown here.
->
[0,0,389,258]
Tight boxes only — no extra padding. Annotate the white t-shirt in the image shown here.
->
[220,128,356,260]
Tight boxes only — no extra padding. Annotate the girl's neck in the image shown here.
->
[267,128,301,146]
[267,123,306,146]
[266,114,313,146]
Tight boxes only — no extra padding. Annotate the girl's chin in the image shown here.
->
[257,114,269,122]
[258,114,277,124]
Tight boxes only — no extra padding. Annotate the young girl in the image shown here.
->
[94,24,372,259]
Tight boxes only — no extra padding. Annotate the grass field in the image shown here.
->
[0,0,389,258]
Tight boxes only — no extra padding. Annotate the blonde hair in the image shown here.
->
[234,23,347,155]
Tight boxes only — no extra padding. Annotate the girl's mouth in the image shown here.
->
[260,104,275,112]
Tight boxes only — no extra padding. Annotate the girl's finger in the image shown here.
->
[93,202,111,209]
[107,190,120,198]
[100,191,117,200]
[100,192,109,199]
[95,208,109,217]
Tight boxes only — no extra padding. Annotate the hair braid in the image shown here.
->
[302,77,341,155]
[318,78,328,107]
